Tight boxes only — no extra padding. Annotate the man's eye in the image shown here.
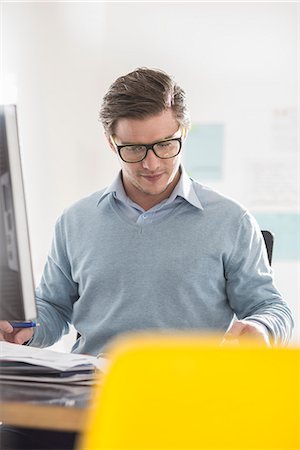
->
[123,145,145,153]
[157,142,172,148]
[130,146,145,152]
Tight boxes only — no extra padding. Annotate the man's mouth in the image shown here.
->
[141,173,164,182]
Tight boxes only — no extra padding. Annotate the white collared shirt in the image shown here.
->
[99,166,202,225]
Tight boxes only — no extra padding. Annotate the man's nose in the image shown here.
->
[142,148,160,171]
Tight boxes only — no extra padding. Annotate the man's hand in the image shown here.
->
[0,320,34,345]
[222,320,271,347]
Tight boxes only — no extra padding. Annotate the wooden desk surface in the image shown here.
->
[1,401,87,432]
[0,381,94,432]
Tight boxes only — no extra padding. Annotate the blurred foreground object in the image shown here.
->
[79,333,300,450]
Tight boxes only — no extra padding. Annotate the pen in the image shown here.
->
[10,321,38,328]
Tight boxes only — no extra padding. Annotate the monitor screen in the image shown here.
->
[0,105,37,321]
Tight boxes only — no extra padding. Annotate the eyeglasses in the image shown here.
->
[110,133,183,163]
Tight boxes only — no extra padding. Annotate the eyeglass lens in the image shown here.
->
[120,139,181,163]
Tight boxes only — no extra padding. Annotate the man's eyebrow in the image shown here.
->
[162,132,177,140]
[160,127,181,141]
[117,129,180,146]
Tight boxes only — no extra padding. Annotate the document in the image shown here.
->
[0,341,108,385]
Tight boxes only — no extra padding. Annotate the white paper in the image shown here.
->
[0,341,107,372]
[0,373,97,385]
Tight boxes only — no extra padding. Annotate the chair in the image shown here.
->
[261,230,274,265]
[78,333,300,450]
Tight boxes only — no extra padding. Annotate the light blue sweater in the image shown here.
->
[30,174,293,355]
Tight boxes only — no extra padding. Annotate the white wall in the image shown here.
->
[1,1,298,349]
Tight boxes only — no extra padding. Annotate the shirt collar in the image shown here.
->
[169,167,203,210]
[98,172,126,203]
[97,166,203,211]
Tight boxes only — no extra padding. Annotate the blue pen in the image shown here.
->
[10,321,38,328]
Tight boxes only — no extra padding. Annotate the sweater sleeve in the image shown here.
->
[29,214,79,348]
[225,211,294,346]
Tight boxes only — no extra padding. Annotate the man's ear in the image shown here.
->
[105,133,117,153]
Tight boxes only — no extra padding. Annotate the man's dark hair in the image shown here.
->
[99,67,190,135]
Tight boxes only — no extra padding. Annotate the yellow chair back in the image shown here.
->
[79,333,300,450]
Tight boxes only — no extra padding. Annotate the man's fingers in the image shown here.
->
[13,328,34,345]
[1,332,18,343]
[0,321,34,344]
[0,321,14,334]
[220,337,240,347]
[222,320,270,347]
[224,320,246,339]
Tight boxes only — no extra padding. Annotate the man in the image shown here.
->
[0,68,294,353]
[0,67,294,450]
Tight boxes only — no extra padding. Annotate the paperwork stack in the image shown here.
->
[0,341,107,386]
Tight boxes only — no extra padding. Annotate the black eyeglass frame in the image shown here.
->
[113,136,183,163]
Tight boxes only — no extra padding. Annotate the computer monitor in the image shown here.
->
[0,104,37,321]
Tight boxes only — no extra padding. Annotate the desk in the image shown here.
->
[0,381,93,432]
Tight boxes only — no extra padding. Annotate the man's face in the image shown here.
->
[109,109,184,210]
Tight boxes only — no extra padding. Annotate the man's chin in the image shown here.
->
[140,185,170,197]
